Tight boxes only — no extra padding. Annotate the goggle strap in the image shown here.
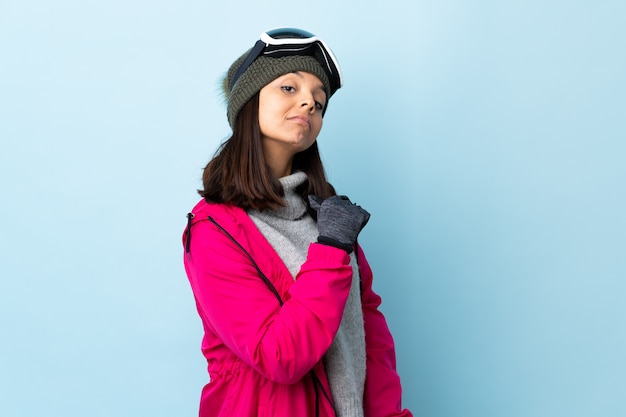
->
[230,40,266,90]
[229,35,341,92]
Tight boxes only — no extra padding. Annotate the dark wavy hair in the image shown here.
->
[199,93,336,211]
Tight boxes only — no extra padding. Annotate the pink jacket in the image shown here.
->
[183,199,412,417]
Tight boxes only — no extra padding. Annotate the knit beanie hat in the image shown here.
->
[222,52,333,129]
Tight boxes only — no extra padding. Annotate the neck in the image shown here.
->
[266,154,294,178]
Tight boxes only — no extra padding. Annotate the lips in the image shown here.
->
[288,115,311,129]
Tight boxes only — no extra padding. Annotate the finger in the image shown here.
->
[308,195,323,211]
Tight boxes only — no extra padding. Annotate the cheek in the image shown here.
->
[258,97,286,131]
[257,111,266,131]
[257,91,273,131]
[257,107,273,135]
[312,117,323,136]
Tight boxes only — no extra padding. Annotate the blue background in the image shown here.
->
[1,1,624,416]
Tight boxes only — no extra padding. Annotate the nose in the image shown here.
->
[300,91,316,113]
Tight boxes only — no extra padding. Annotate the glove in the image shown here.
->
[308,195,370,254]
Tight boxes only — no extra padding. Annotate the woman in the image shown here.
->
[183,28,412,417]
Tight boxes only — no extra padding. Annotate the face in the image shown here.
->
[258,71,327,174]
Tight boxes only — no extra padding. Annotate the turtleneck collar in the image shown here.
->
[272,171,308,221]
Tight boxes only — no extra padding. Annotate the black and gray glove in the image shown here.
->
[308,195,370,254]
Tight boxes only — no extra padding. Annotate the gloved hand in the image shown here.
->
[308,195,370,254]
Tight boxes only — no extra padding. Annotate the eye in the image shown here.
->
[281,85,295,93]
[315,101,325,111]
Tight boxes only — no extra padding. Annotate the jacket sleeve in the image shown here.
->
[184,218,353,385]
[357,246,413,417]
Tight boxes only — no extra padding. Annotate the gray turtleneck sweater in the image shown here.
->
[248,171,366,417]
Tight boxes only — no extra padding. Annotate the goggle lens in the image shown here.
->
[266,28,316,40]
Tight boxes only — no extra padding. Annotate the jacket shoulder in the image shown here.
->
[188,200,248,228]
[183,200,252,251]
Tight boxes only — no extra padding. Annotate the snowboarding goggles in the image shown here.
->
[230,28,343,95]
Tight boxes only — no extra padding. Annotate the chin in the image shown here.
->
[293,139,316,151]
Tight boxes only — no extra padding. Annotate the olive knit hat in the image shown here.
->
[222,51,333,129]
